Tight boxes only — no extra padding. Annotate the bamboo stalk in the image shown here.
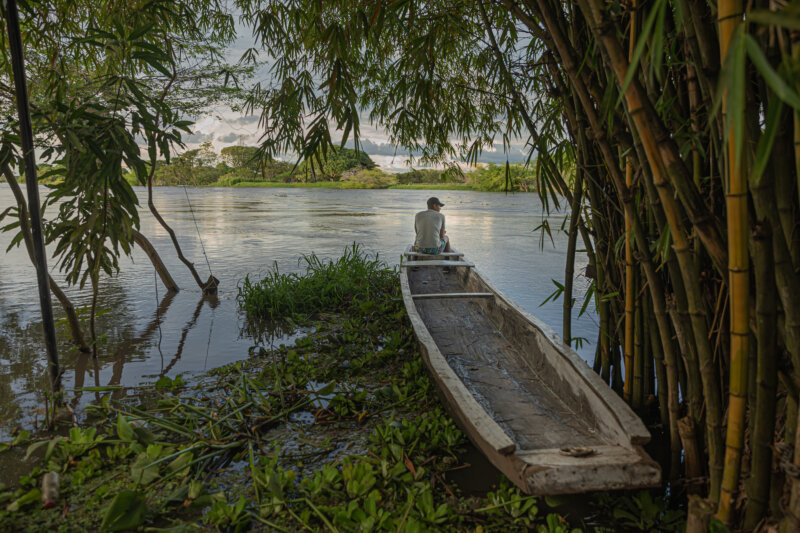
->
[743,220,778,529]
[572,0,725,497]
[632,276,644,410]
[794,40,800,214]
[623,0,637,405]
[772,110,800,271]
[576,0,728,273]
[648,304,671,465]
[783,405,800,533]
[644,293,654,399]
[679,416,706,495]
[687,495,715,533]
[624,159,635,403]
[563,162,584,346]
[716,0,750,521]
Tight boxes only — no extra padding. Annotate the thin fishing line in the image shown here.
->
[183,185,213,276]
[154,268,164,371]
[204,305,214,371]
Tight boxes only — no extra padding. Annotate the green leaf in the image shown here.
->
[317,382,336,396]
[744,33,800,110]
[618,0,666,103]
[101,490,147,532]
[23,437,60,462]
[131,453,160,485]
[75,386,123,392]
[117,414,134,442]
[0,429,30,452]
[544,494,570,508]
[167,450,194,476]
[749,8,800,31]
[6,488,40,512]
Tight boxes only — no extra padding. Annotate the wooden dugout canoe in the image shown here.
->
[399,248,661,494]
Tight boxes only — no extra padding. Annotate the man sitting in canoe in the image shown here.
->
[414,197,452,254]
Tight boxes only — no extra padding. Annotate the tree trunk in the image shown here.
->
[131,230,179,292]
[562,161,584,346]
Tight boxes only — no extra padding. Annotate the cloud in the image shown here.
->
[343,138,532,165]
[183,131,214,143]
[217,132,240,143]
[233,115,261,125]
[344,139,416,157]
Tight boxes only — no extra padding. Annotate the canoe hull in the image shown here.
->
[400,251,660,495]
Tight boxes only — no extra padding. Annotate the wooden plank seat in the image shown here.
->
[400,261,475,268]
[411,292,494,300]
[404,251,464,259]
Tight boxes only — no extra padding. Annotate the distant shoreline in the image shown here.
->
[1,179,533,192]
[225,181,481,191]
[132,182,532,191]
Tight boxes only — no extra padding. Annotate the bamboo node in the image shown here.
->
[717,12,744,23]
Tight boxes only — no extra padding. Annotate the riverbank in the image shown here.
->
[0,249,681,532]
[226,181,479,191]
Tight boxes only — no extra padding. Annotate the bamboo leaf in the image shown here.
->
[649,0,667,83]
[749,8,800,30]
[744,34,800,110]
[618,0,666,104]
[723,25,747,169]
[579,282,596,317]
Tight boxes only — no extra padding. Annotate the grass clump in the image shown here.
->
[238,244,397,321]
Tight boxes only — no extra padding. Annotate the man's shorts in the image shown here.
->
[418,238,446,255]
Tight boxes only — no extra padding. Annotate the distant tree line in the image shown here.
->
[115,142,540,191]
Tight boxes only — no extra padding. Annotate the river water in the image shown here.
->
[0,186,595,438]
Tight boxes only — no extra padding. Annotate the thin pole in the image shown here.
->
[3,0,61,394]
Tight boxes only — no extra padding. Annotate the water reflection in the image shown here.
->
[0,187,596,439]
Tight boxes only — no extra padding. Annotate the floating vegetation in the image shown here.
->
[0,250,675,531]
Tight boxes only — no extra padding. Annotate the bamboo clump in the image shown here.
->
[475,0,800,527]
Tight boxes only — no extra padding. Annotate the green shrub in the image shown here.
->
[467,163,538,192]
[298,148,376,181]
[395,168,442,184]
[339,169,397,189]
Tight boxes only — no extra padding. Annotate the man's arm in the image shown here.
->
[439,214,446,238]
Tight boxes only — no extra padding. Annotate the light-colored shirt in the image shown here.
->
[414,209,445,249]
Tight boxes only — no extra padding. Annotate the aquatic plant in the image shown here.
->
[238,244,398,321]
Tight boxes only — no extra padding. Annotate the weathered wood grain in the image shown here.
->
[401,260,475,268]
[411,292,494,300]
